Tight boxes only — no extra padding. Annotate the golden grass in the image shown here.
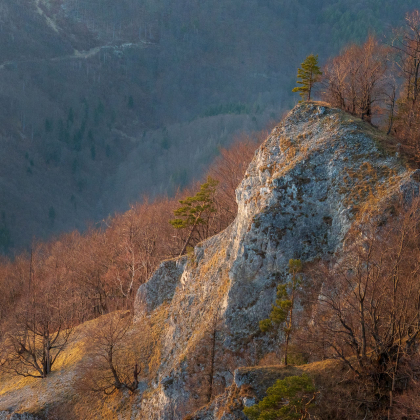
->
[0,312,148,418]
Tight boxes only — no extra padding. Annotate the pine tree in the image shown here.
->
[292,54,322,101]
[243,374,317,420]
[170,177,219,256]
[260,259,302,366]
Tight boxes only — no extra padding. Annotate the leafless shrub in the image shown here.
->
[79,311,140,395]
[322,36,391,124]
[1,244,76,379]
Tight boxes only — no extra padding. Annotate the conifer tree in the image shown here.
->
[170,177,219,256]
[260,259,302,366]
[243,374,317,420]
[292,54,322,101]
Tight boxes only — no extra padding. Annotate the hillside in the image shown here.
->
[0,0,417,252]
[1,102,418,419]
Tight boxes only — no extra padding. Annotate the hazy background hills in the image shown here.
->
[0,0,416,252]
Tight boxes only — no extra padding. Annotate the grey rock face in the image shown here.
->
[133,103,417,419]
[242,397,256,408]
[134,257,188,320]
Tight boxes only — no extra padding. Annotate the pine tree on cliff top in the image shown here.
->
[292,54,322,101]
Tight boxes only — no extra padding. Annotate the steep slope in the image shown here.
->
[133,103,419,418]
[0,103,418,419]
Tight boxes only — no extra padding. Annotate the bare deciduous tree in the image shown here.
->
[392,10,420,107]
[323,36,391,123]
[305,198,420,417]
[392,11,420,161]
[81,311,140,394]
[2,245,75,378]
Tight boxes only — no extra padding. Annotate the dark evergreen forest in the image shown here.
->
[0,0,416,251]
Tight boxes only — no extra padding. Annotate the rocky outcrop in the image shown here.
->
[135,257,188,320]
[133,102,418,419]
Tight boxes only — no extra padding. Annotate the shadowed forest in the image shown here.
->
[0,0,417,252]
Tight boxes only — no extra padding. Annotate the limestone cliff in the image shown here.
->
[133,102,419,419]
[1,102,418,419]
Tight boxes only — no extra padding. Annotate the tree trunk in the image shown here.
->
[388,372,395,420]
[284,331,290,367]
[180,224,197,256]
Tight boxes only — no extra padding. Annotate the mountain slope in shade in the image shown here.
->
[0,0,417,252]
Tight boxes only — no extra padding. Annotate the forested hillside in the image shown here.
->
[0,0,417,251]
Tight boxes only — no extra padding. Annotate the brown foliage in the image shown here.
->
[78,311,140,395]
[320,11,420,164]
[322,36,391,123]
[1,243,76,378]
[392,11,420,162]
[393,352,420,419]
[207,131,268,219]
[0,128,264,381]
[301,197,420,418]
